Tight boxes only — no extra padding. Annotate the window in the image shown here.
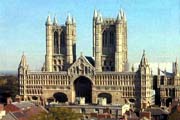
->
[54,31,59,54]
[110,31,114,44]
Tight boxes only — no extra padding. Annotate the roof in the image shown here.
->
[85,56,95,66]
[145,107,169,115]
[4,104,21,113]
[3,101,47,120]
[12,101,34,110]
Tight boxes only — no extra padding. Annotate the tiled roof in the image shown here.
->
[4,104,21,113]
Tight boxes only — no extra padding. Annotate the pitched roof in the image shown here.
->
[4,104,21,113]
[85,56,95,66]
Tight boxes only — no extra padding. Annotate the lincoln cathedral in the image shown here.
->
[18,9,180,109]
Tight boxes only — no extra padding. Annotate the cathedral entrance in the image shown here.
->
[74,76,92,103]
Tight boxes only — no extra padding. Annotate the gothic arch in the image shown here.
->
[98,93,112,104]
[54,31,59,54]
[53,92,68,103]
[74,76,92,103]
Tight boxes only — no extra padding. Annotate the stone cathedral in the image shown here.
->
[18,9,155,108]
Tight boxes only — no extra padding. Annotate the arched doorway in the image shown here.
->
[74,76,92,103]
[166,98,172,107]
[129,98,136,103]
[53,92,68,103]
[98,93,112,104]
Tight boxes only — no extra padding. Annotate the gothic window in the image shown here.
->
[54,31,59,54]
[103,31,107,46]
[110,31,114,45]
[60,31,65,54]
[60,31,65,45]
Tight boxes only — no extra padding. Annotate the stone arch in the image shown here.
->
[74,76,92,103]
[53,92,68,103]
[98,93,112,104]
[129,98,136,103]
[32,96,39,101]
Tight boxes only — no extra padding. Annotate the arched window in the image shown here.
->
[60,31,65,54]
[103,31,107,47]
[110,31,114,44]
[54,31,59,54]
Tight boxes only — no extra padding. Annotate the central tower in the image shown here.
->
[45,14,76,72]
[93,9,128,72]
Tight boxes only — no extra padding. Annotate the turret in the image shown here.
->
[66,13,72,25]
[95,11,102,72]
[46,15,52,25]
[53,16,58,25]
[139,50,150,75]
[72,16,76,62]
[66,13,73,66]
[93,9,98,57]
[115,9,123,72]
[45,15,53,71]
[18,53,28,75]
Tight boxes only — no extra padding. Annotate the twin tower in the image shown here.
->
[45,9,128,72]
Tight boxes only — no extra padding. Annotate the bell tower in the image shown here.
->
[93,9,128,72]
[45,14,76,72]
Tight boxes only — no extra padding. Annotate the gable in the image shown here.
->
[68,55,95,76]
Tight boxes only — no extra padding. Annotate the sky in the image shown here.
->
[0,0,179,72]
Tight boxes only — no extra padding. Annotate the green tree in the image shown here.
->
[29,107,83,120]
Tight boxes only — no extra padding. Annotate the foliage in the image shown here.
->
[29,107,83,120]
[0,75,18,102]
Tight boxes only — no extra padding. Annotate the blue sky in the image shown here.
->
[0,0,179,71]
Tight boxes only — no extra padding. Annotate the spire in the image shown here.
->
[99,13,103,23]
[53,15,58,25]
[120,8,124,18]
[66,13,72,24]
[72,16,76,24]
[96,11,103,23]
[140,50,148,66]
[19,53,27,67]
[93,9,98,18]
[46,15,51,25]
[117,12,121,21]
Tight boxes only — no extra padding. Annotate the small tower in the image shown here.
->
[45,15,53,72]
[93,9,98,57]
[18,53,28,100]
[94,11,103,72]
[18,53,28,74]
[66,14,73,66]
[137,50,153,108]
[53,16,58,25]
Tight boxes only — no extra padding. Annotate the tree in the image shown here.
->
[29,107,83,120]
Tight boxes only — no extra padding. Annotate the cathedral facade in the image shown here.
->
[18,10,154,108]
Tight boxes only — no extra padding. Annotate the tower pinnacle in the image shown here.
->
[66,13,72,24]
[46,15,51,25]
[93,9,98,18]
[53,16,58,25]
